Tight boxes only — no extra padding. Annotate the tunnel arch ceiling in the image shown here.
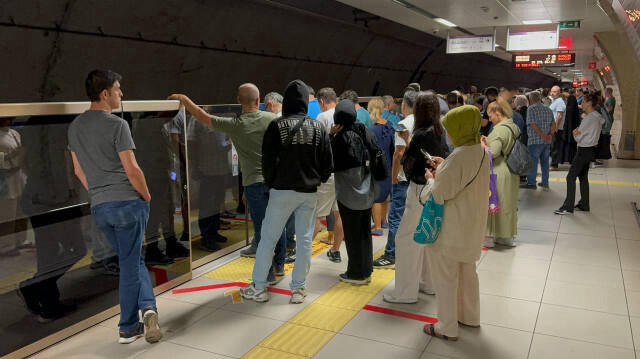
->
[0,0,555,104]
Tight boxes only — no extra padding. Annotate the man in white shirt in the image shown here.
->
[549,86,566,170]
[373,90,417,268]
[554,93,604,215]
[314,88,344,263]
[264,92,283,116]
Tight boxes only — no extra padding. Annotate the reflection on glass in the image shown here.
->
[0,110,188,358]
[187,105,250,263]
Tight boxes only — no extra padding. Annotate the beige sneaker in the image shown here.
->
[142,308,162,343]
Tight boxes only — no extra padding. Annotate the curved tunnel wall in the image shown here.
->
[599,0,640,160]
[0,0,556,104]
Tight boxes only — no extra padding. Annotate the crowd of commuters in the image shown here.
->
[68,68,616,344]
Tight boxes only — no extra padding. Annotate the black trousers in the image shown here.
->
[551,130,564,166]
[338,202,373,280]
[563,147,595,210]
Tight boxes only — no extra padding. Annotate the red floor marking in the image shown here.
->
[148,267,169,285]
[172,282,248,294]
[321,220,328,227]
[363,304,438,324]
[267,287,293,296]
[482,247,489,251]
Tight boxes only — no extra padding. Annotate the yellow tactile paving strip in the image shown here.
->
[537,176,640,186]
[204,232,332,282]
[238,248,394,358]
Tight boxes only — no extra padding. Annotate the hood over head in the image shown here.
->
[333,99,357,127]
[441,105,482,147]
[282,79,309,117]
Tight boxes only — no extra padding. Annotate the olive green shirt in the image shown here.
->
[209,110,278,186]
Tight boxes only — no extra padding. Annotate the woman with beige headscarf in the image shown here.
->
[423,105,490,341]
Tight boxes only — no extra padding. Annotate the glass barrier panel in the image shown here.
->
[186,105,249,266]
[0,108,189,358]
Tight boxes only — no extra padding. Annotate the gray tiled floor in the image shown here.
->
[29,161,640,358]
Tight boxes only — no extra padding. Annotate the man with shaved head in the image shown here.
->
[169,84,290,282]
[549,85,566,170]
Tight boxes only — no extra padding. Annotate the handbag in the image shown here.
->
[595,133,612,160]
[503,125,532,176]
[488,149,500,213]
[414,151,486,245]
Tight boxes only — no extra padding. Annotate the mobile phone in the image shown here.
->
[420,149,433,162]
[421,149,436,170]
[391,123,407,132]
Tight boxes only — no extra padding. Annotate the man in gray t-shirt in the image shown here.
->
[68,69,161,345]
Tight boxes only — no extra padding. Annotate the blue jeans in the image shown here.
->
[527,144,550,186]
[252,189,317,290]
[384,181,409,259]
[91,198,155,332]
[244,183,288,265]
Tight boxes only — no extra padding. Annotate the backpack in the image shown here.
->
[354,125,389,181]
[502,124,532,176]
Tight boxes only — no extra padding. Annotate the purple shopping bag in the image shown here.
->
[488,149,500,213]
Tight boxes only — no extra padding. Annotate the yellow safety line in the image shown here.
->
[536,177,639,186]
[241,248,392,358]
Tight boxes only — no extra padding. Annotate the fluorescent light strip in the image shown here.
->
[523,20,553,24]
[434,18,457,27]
[571,69,581,72]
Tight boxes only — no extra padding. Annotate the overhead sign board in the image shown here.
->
[512,53,575,68]
[507,30,559,51]
[446,34,495,54]
[559,20,581,29]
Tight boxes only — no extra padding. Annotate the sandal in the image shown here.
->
[424,323,458,341]
[319,237,334,245]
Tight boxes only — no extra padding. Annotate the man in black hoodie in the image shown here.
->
[240,80,333,304]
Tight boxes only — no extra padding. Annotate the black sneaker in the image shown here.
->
[102,256,120,276]
[285,249,296,263]
[240,247,256,257]
[537,182,549,189]
[520,183,537,189]
[327,250,342,263]
[142,307,162,343]
[338,273,367,285]
[17,286,41,315]
[38,302,77,323]
[90,259,104,269]
[554,207,573,215]
[267,269,279,285]
[373,256,395,268]
[145,246,173,266]
[214,234,228,243]
[166,241,190,259]
[119,322,144,344]
[274,264,285,276]
[199,241,222,252]
[575,204,590,212]
[179,232,190,242]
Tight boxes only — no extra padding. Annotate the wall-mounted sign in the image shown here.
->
[512,53,575,68]
[507,29,559,51]
[559,37,573,49]
[446,34,495,54]
[559,20,581,29]
[588,61,597,69]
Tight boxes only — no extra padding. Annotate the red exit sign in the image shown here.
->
[588,62,597,69]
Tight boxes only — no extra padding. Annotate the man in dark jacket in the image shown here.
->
[240,80,333,304]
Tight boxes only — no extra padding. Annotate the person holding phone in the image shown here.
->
[383,92,449,304]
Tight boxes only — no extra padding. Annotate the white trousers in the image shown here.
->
[428,248,480,337]
[391,182,433,301]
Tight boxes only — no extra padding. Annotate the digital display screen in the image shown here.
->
[512,53,575,68]
[507,30,558,51]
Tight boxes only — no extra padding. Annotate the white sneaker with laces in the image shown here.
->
[383,294,417,304]
[483,237,495,248]
[239,283,269,302]
[495,237,516,247]
[290,288,307,304]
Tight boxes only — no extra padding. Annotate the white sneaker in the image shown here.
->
[239,283,269,302]
[290,288,307,304]
[419,287,436,295]
[142,308,162,343]
[483,237,495,248]
[495,237,516,247]
[382,294,417,304]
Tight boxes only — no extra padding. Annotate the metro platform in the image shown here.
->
[29,161,640,359]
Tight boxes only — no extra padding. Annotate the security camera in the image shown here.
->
[432,28,440,34]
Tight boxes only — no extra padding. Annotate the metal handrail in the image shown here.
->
[0,100,181,117]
